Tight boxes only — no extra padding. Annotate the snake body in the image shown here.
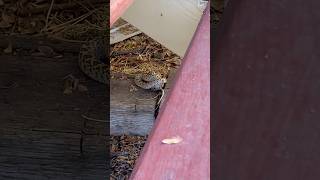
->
[78,40,166,91]
[134,73,166,91]
[79,40,108,84]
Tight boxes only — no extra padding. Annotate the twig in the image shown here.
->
[81,114,106,123]
[48,35,87,43]
[84,20,107,31]
[18,0,104,16]
[44,0,55,31]
[73,0,91,12]
[155,89,165,109]
[10,21,17,35]
[46,10,95,31]
[48,9,97,34]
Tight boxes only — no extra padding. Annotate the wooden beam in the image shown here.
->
[0,129,107,179]
[110,78,157,136]
[0,55,107,178]
[0,54,156,136]
[213,0,320,179]
[129,5,210,180]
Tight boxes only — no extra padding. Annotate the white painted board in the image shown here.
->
[121,0,207,57]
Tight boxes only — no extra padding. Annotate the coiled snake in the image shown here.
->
[78,40,167,91]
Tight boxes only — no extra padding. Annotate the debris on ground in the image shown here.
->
[110,33,181,80]
[0,0,107,40]
[111,135,147,180]
[63,74,89,94]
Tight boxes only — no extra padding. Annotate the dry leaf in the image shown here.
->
[63,88,73,95]
[30,21,36,27]
[72,78,79,90]
[37,46,63,58]
[38,46,54,56]
[53,53,63,58]
[77,84,88,92]
[63,75,75,94]
[2,12,16,24]
[0,20,11,28]
[3,42,12,54]
[161,136,183,144]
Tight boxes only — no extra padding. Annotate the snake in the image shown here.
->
[134,73,167,91]
[78,40,108,84]
[78,39,167,91]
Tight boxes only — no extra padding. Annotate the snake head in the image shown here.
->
[154,73,167,85]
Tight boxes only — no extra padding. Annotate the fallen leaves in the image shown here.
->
[0,10,16,28]
[32,45,63,58]
[0,19,11,29]
[110,33,180,79]
[0,0,107,38]
[2,12,15,24]
[3,41,12,54]
[63,74,88,94]
[161,136,183,144]
[111,135,147,179]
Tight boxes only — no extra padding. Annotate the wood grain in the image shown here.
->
[0,129,107,180]
[0,54,107,179]
[213,0,320,179]
[0,51,157,136]
[110,78,157,135]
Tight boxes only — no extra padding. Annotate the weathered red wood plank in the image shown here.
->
[214,0,320,179]
[129,5,210,180]
[110,0,135,27]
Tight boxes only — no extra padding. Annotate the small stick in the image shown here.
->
[46,9,97,32]
[44,0,55,31]
[81,114,106,123]
[155,89,165,110]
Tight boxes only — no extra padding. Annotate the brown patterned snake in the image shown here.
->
[78,40,167,92]
[79,40,107,84]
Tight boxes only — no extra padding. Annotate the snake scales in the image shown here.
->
[78,40,166,91]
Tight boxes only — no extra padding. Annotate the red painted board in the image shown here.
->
[110,0,135,27]
[213,0,320,180]
[129,5,210,180]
